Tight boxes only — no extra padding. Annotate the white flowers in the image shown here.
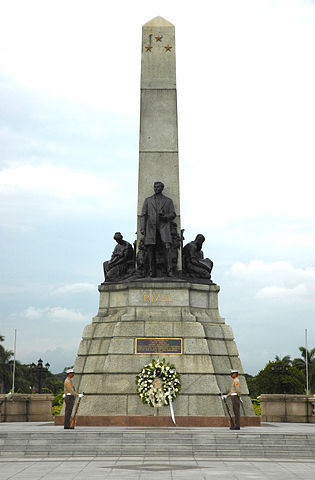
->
[136,358,181,408]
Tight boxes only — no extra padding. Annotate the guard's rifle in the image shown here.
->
[220,393,235,428]
[70,385,86,429]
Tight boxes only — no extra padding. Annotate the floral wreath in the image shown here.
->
[136,358,181,408]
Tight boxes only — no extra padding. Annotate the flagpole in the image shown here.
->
[12,329,17,394]
[305,328,309,395]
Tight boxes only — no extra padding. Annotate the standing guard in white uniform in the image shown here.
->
[63,368,83,429]
[223,369,241,430]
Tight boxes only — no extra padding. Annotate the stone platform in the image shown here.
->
[54,415,259,427]
[55,281,258,426]
[1,422,315,459]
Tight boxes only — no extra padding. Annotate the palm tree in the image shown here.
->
[293,347,315,394]
[274,355,291,364]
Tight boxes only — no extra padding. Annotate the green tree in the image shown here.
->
[1,335,65,394]
[13,364,64,394]
[41,370,64,394]
[244,373,259,398]
[274,355,291,364]
[255,360,305,395]
[0,336,14,393]
[293,346,315,393]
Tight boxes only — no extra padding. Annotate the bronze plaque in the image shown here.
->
[135,337,182,355]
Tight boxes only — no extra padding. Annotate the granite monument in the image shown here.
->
[56,16,258,427]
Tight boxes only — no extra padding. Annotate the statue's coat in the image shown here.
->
[140,194,176,245]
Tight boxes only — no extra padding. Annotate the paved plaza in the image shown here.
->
[1,422,315,479]
[0,456,315,480]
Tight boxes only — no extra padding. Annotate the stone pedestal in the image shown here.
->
[55,281,259,426]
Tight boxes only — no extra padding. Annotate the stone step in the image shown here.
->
[1,431,315,458]
[1,450,314,459]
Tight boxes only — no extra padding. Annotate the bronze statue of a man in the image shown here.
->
[103,232,134,282]
[183,234,213,280]
[140,181,176,277]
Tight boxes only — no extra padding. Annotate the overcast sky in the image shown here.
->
[1,0,315,376]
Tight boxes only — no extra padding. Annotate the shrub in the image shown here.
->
[251,398,261,416]
[52,391,64,416]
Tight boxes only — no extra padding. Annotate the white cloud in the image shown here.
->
[1,1,315,229]
[18,306,90,323]
[51,283,96,295]
[0,164,117,200]
[0,2,140,113]
[228,260,315,284]
[256,284,309,300]
[9,342,79,373]
[226,260,315,302]
[2,307,90,373]
[272,230,315,248]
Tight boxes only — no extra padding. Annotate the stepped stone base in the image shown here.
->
[59,281,258,424]
[54,415,260,427]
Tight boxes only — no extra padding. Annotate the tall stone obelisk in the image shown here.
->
[137,17,181,267]
[55,16,259,428]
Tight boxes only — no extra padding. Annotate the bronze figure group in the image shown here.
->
[102,182,213,283]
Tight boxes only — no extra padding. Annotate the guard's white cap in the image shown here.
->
[230,369,238,374]
[66,368,74,374]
